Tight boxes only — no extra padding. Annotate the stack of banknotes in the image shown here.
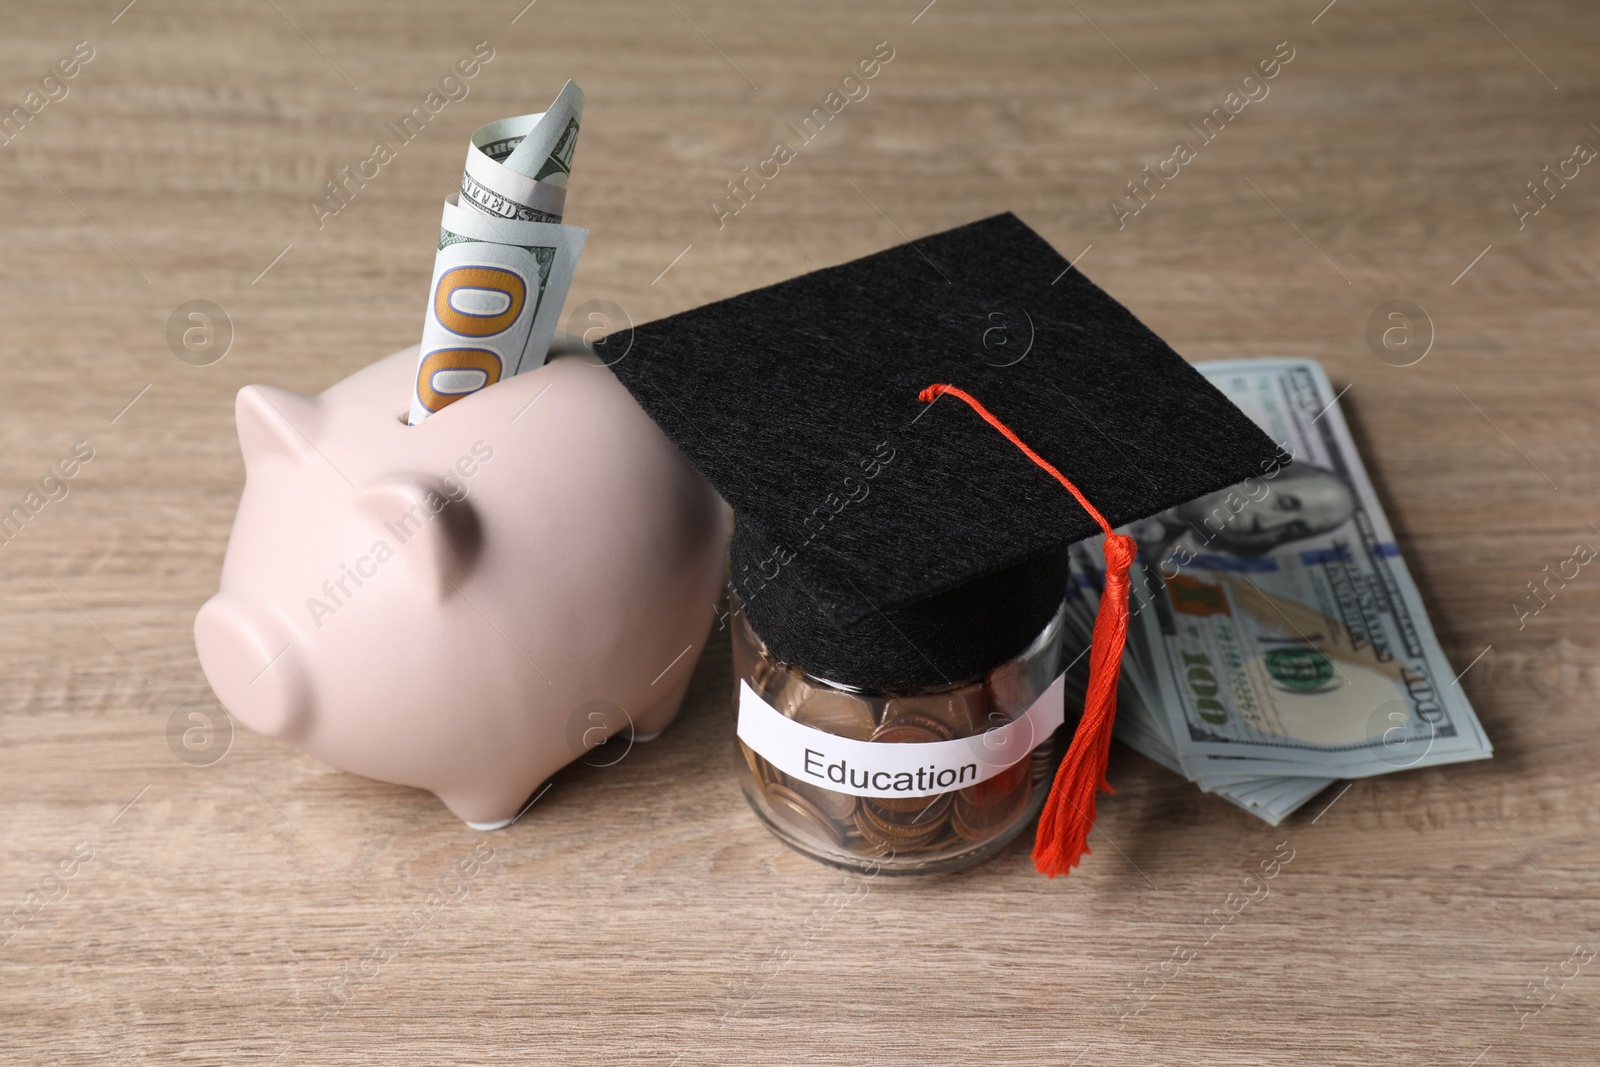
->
[1061,358,1492,824]
[408,82,589,425]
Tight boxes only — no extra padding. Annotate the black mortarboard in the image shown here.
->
[609,212,1285,693]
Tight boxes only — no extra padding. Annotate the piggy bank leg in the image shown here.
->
[439,782,551,832]
[441,672,699,829]
[630,671,696,743]
[465,811,525,832]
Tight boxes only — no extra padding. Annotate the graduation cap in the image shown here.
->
[608,212,1285,876]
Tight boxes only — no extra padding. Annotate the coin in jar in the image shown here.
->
[858,793,951,843]
[952,760,1030,841]
[764,783,847,847]
[866,718,955,813]
[881,689,983,737]
[872,711,955,742]
[790,685,878,741]
[1029,736,1059,785]
[855,809,942,852]
[789,777,859,822]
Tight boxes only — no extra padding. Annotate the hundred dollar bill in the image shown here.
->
[1064,358,1490,823]
[407,82,587,425]
[1105,358,1490,793]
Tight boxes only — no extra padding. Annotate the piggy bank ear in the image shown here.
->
[356,478,482,601]
[236,385,322,466]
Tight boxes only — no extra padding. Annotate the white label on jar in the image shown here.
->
[736,674,1066,799]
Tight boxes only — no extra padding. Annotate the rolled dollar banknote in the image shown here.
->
[408,81,587,425]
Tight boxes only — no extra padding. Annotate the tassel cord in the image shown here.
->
[917,383,1137,878]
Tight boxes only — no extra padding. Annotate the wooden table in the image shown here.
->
[3,1,1596,1063]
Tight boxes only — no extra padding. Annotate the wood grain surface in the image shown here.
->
[2,1,1597,1064]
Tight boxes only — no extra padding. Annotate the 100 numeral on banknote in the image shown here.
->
[409,198,584,423]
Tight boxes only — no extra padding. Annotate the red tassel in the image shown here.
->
[917,383,1136,878]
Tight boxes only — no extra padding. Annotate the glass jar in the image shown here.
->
[733,601,1070,875]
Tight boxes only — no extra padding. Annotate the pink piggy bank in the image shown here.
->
[195,338,725,828]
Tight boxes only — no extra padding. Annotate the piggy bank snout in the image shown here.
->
[194,595,312,741]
